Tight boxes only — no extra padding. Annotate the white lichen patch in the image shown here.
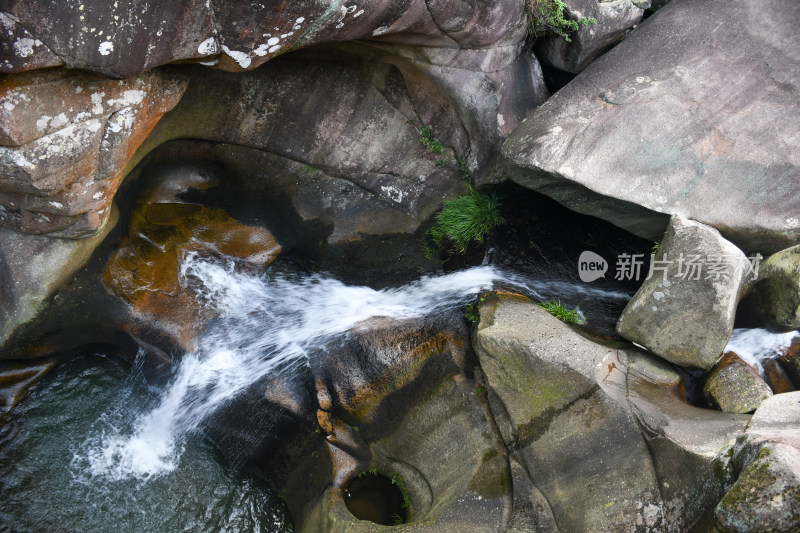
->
[197,37,219,55]
[380,185,407,203]
[91,92,105,114]
[98,41,114,55]
[13,37,40,57]
[786,218,799,229]
[221,45,252,68]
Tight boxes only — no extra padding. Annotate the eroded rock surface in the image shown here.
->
[0,68,186,237]
[474,292,753,531]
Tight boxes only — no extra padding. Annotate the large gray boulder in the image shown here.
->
[617,215,750,370]
[738,245,800,332]
[499,0,800,255]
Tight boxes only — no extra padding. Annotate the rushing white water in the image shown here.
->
[725,327,799,371]
[84,253,506,480]
[82,252,634,481]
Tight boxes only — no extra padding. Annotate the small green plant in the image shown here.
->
[303,164,320,174]
[538,299,586,325]
[476,384,486,394]
[651,241,661,255]
[391,472,411,510]
[407,119,445,154]
[391,513,404,526]
[528,0,597,42]
[463,296,486,323]
[428,192,504,254]
[358,467,379,479]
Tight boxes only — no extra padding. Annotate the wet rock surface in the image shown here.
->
[103,202,281,350]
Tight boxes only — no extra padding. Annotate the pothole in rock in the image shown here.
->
[343,471,409,526]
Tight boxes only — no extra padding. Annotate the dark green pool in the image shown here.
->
[0,355,292,533]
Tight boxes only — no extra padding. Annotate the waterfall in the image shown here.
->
[83,253,504,480]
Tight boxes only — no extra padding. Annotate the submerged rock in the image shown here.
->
[738,245,800,332]
[703,352,773,414]
[103,202,281,350]
[499,0,800,254]
[617,216,750,370]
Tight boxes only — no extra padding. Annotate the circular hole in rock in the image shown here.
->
[343,472,408,526]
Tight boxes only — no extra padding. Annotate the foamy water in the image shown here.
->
[725,327,799,371]
[83,254,507,479]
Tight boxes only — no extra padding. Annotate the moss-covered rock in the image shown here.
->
[738,245,800,332]
[703,352,773,414]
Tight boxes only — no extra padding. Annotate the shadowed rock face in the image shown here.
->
[499,0,800,255]
[0,0,528,77]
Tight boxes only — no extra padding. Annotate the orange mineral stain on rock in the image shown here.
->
[102,203,281,350]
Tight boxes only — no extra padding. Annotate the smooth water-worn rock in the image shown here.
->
[625,349,750,529]
[284,315,510,532]
[0,68,186,237]
[714,392,800,532]
[475,292,755,531]
[0,205,117,350]
[474,293,665,531]
[617,216,750,370]
[535,0,645,74]
[738,245,800,332]
[499,0,800,255]
[703,352,773,414]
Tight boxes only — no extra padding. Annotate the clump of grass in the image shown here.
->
[528,0,597,42]
[538,299,586,325]
[427,192,504,255]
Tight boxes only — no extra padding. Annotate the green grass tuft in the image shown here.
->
[428,192,504,255]
[537,299,586,325]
